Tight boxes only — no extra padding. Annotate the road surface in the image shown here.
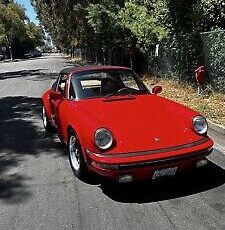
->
[0,54,225,230]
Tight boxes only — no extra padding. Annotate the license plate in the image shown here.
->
[152,167,177,180]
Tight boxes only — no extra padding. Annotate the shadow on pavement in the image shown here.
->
[0,174,33,204]
[13,56,49,62]
[0,69,58,81]
[28,72,58,81]
[100,161,225,203]
[0,96,65,203]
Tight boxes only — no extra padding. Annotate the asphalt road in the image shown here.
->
[0,54,225,230]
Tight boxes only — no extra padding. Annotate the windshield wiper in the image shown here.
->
[105,92,125,98]
[105,90,148,98]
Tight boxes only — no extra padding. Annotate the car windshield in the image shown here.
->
[70,69,149,99]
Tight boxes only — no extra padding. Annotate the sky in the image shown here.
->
[15,0,39,24]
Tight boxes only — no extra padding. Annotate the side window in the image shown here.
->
[122,74,139,90]
[57,74,67,97]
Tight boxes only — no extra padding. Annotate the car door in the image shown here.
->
[56,75,76,143]
[50,73,68,128]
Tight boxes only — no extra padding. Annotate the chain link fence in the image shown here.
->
[200,30,225,92]
[147,33,202,82]
[74,30,225,93]
[147,30,225,93]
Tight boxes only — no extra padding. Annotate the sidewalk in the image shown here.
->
[208,127,225,156]
[208,120,225,135]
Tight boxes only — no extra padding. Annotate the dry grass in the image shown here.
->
[143,75,225,125]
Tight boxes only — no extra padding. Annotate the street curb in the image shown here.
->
[208,120,225,135]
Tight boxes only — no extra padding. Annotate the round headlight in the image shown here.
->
[94,128,113,150]
[193,115,208,134]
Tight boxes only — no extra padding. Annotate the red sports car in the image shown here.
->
[42,65,213,182]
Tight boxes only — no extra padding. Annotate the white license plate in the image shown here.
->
[152,167,178,180]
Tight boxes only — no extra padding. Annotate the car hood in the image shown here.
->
[75,95,201,152]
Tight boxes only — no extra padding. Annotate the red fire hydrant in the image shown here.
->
[194,65,205,94]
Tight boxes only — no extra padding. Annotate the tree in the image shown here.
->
[32,0,225,56]
[194,0,225,31]
[119,0,168,51]
[32,0,87,50]
[0,1,27,59]
[0,1,45,59]
[25,22,45,48]
[87,2,133,50]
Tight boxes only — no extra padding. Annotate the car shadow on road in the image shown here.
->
[100,161,225,203]
[0,96,65,203]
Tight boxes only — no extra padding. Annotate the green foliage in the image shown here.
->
[201,30,225,92]
[119,1,167,50]
[25,22,45,47]
[165,0,225,33]
[31,0,225,92]
[86,2,133,50]
[32,0,225,56]
[200,0,225,30]
[32,0,86,49]
[87,3,118,46]
[0,2,27,43]
[0,1,44,58]
[32,0,170,51]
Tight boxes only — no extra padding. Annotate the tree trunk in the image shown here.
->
[6,36,13,60]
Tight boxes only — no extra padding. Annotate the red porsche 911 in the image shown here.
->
[42,65,213,183]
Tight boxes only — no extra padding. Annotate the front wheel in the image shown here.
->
[42,105,54,132]
[68,131,87,179]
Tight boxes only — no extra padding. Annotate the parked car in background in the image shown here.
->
[24,51,33,58]
[33,49,42,57]
[42,65,213,183]
[24,49,42,58]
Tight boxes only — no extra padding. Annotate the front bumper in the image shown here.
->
[84,137,213,181]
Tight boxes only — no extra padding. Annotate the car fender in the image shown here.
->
[64,103,127,154]
[42,89,53,122]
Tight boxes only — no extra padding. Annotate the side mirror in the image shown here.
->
[49,91,63,100]
[152,86,162,95]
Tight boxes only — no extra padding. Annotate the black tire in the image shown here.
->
[68,130,87,179]
[42,105,54,132]
[58,134,67,147]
